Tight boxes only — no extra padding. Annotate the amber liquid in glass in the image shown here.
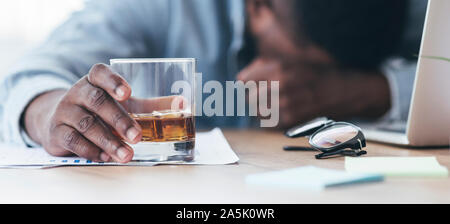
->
[130,110,195,143]
[117,110,196,162]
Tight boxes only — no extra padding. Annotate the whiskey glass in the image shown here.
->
[110,58,196,162]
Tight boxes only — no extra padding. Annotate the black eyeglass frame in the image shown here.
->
[285,118,367,159]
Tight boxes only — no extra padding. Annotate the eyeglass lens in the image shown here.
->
[310,124,359,149]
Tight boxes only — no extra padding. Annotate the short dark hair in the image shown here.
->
[294,0,408,70]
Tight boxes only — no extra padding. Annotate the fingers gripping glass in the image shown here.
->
[285,117,367,159]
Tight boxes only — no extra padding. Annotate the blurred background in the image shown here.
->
[0,0,84,76]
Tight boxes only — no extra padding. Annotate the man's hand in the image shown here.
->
[24,64,142,163]
[237,58,391,128]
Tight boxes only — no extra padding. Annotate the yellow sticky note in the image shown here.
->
[345,157,449,178]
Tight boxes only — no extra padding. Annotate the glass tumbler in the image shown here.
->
[110,58,196,162]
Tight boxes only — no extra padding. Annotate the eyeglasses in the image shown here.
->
[284,117,367,159]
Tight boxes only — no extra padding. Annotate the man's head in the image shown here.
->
[246,0,408,70]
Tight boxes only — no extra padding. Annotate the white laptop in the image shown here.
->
[363,0,450,147]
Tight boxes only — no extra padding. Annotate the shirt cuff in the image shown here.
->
[2,74,72,147]
[379,58,417,123]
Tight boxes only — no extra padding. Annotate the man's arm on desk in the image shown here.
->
[236,57,416,128]
[237,58,393,128]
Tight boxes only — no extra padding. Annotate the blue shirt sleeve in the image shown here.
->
[0,0,170,146]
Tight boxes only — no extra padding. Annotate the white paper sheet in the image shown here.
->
[0,128,239,169]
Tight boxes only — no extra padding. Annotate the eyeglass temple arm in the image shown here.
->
[315,150,344,159]
[315,145,367,159]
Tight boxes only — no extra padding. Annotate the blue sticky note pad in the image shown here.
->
[245,166,383,190]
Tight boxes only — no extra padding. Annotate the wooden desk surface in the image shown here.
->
[0,129,449,203]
